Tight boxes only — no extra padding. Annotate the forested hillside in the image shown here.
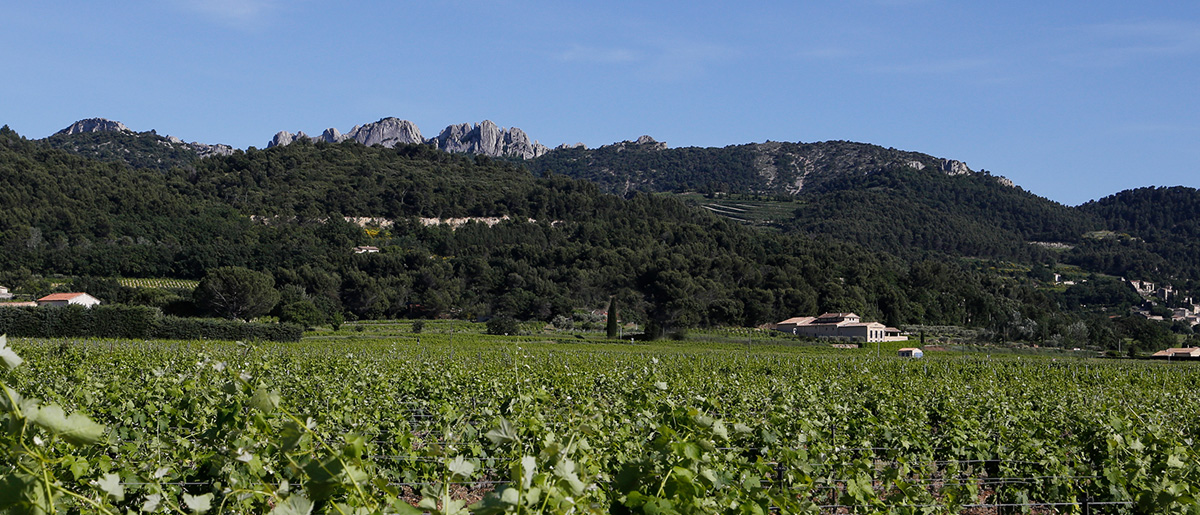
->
[525,139,971,196]
[1070,186,1200,286]
[5,124,1199,351]
[0,126,1089,341]
[785,166,1100,262]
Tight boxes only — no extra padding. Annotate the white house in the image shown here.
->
[774,312,907,343]
[36,292,102,308]
[353,246,381,254]
[0,286,11,300]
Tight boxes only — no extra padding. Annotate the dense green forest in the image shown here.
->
[784,166,1099,262]
[3,125,1198,352]
[524,139,962,196]
[42,129,205,171]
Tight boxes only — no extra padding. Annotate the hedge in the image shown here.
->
[0,305,302,342]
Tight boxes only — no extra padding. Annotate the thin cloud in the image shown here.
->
[798,47,858,60]
[171,0,279,27]
[557,45,640,64]
[1059,20,1200,66]
[556,38,737,82]
[870,57,994,75]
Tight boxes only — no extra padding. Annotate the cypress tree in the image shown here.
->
[606,296,619,339]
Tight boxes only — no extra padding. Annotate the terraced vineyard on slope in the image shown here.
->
[1,334,1198,513]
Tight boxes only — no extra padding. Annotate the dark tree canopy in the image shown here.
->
[194,267,280,321]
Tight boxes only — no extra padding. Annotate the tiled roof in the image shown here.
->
[37,292,89,302]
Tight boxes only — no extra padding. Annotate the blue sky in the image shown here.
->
[2,1,1198,205]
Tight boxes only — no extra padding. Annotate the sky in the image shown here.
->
[2,1,1198,205]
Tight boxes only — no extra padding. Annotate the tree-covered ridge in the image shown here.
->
[1068,186,1200,284]
[41,129,205,171]
[785,166,1100,261]
[525,139,980,196]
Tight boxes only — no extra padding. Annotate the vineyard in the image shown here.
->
[1,333,1199,514]
[115,278,200,290]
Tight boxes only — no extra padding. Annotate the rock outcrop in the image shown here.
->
[54,118,132,136]
[268,118,549,159]
[344,118,424,147]
[431,120,549,159]
[940,159,971,175]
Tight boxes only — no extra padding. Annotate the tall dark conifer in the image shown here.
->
[606,296,619,339]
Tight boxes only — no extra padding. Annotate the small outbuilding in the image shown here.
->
[353,246,381,254]
[36,292,102,308]
[0,286,11,300]
[897,347,924,358]
[1151,347,1200,360]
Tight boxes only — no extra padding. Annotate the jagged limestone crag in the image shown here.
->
[430,121,549,159]
[268,118,549,159]
[54,118,132,136]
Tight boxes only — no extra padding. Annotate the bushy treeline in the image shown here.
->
[0,305,301,342]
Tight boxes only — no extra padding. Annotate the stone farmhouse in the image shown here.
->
[774,312,906,343]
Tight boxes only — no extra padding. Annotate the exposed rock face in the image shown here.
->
[940,159,971,175]
[270,131,299,147]
[191,143,234,158]
[344,118,424,147]
[320,128,344,143]
[269,118,550,159]
[603,135,668,152]
[55,118,132,136]
[431,120,549,159]
[556,142,587,150]
[269,119,422,148]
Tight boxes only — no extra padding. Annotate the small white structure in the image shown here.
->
[898,348,924,358]
[0,286,11,300]
[774,313,907,343]
[1151,347,1200,360]
[353,246,381,254]
[36,292,102,308]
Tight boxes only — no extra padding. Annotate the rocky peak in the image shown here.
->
[604,135,668,152]
[344,117,424,147]
[55,118,132,136]
[266,117,550,158]
[432,120,549,159]
[268,118,423,148]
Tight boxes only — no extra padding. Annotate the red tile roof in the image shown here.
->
[37,292,89,302]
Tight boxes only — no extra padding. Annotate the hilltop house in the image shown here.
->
[36,292,102,308]
[774,312,906,343]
